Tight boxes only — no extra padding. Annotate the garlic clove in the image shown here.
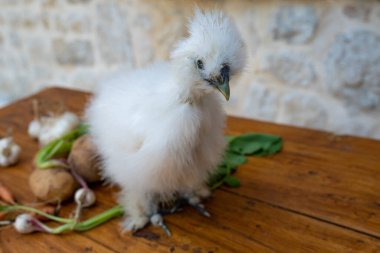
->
[0,138,9,149]
[28,120,41,139]
[0,137,21,167]
[38,133,52,147]
[37,111,80,146]
[0,155,8,167]
[74,188,96,208]
[8,144,21,165]
[13,214,36,234]
[13,213,52,234]
[61,112,80,127]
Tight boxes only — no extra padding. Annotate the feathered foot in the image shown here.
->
[121,213,172,236]
[122,216,149,233]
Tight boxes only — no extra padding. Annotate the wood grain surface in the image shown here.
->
[0,87,379,253]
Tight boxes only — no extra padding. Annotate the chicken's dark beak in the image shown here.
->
[214,65,230,101]
[215,77,230,101]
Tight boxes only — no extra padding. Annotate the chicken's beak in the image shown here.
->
[215,65,231,101]
[215,77,230,101]
[206,67,230,101]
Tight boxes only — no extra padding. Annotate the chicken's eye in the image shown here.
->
[196,60,204,70]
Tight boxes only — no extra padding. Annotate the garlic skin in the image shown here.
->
[27,120,41,139]
[13,214,35,234]
[13,213,51,234]
[75,188,96,208]
[0,137,21,167]
[39,112,80,146]
[29,111,80,146]
[61,112,79,127]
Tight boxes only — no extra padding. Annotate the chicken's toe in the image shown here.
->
[150,213,171,236]
[166,196,211,217]
[186,196,211,217]
[189,202,211,217]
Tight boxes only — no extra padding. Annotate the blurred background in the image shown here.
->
[0,0,379,139]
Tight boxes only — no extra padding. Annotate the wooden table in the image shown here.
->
[0,87,379,253]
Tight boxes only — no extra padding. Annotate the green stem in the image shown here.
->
[50,223,74,234]
[34,124,89,169]
[37,159,70,170]
[49,205,124,234]
[73,205,124,232]
[3,204,124,234]
[5,205,73,224]
[45,140,65,161]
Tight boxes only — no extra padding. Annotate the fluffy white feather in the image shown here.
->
[86,9,246,231]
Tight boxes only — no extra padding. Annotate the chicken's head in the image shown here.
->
[171,9,246,101]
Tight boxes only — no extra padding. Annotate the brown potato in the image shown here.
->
[68,134,102,183]
[29,168,78,203]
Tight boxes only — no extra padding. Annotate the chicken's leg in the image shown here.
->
[161,185,211,217]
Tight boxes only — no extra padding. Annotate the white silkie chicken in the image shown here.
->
[86,9,246,234]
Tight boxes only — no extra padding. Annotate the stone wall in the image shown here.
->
[0,0,379,139]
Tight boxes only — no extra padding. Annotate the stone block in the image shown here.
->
[343,4,371,22]
[263,52,316,87]
[278,91,328,129]
[53,39,94,66]
[325,30,380,110]
[55,12,91,33]
[8,11,39,29]
[96,3,132,65]
[68,0,91,3]
[271,5,318,44]
[27,36,52,64]
[243,81,280,121]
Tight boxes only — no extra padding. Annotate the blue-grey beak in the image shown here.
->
[206,65,230,101]
[215,76,230,101]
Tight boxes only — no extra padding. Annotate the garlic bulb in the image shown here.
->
[74,188,96,208]
[27,120,41,139]
[28,111,80,146]
[0,136,21,167]
[13,214,51,234]
[13,214,35,234]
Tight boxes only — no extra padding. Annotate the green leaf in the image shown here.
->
[208,165,228,188]
[223,176,240,187]
[233,142,262,155]
[224,135,236,144]
[229,166,238,173]
[267,139,283,155]
[209,132,282,190]
[223,152,247,168]
[228,133,282,156]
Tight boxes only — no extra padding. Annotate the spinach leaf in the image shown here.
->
[208,133,282,190]
[228,133,282,155]
[223,176,240,187]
